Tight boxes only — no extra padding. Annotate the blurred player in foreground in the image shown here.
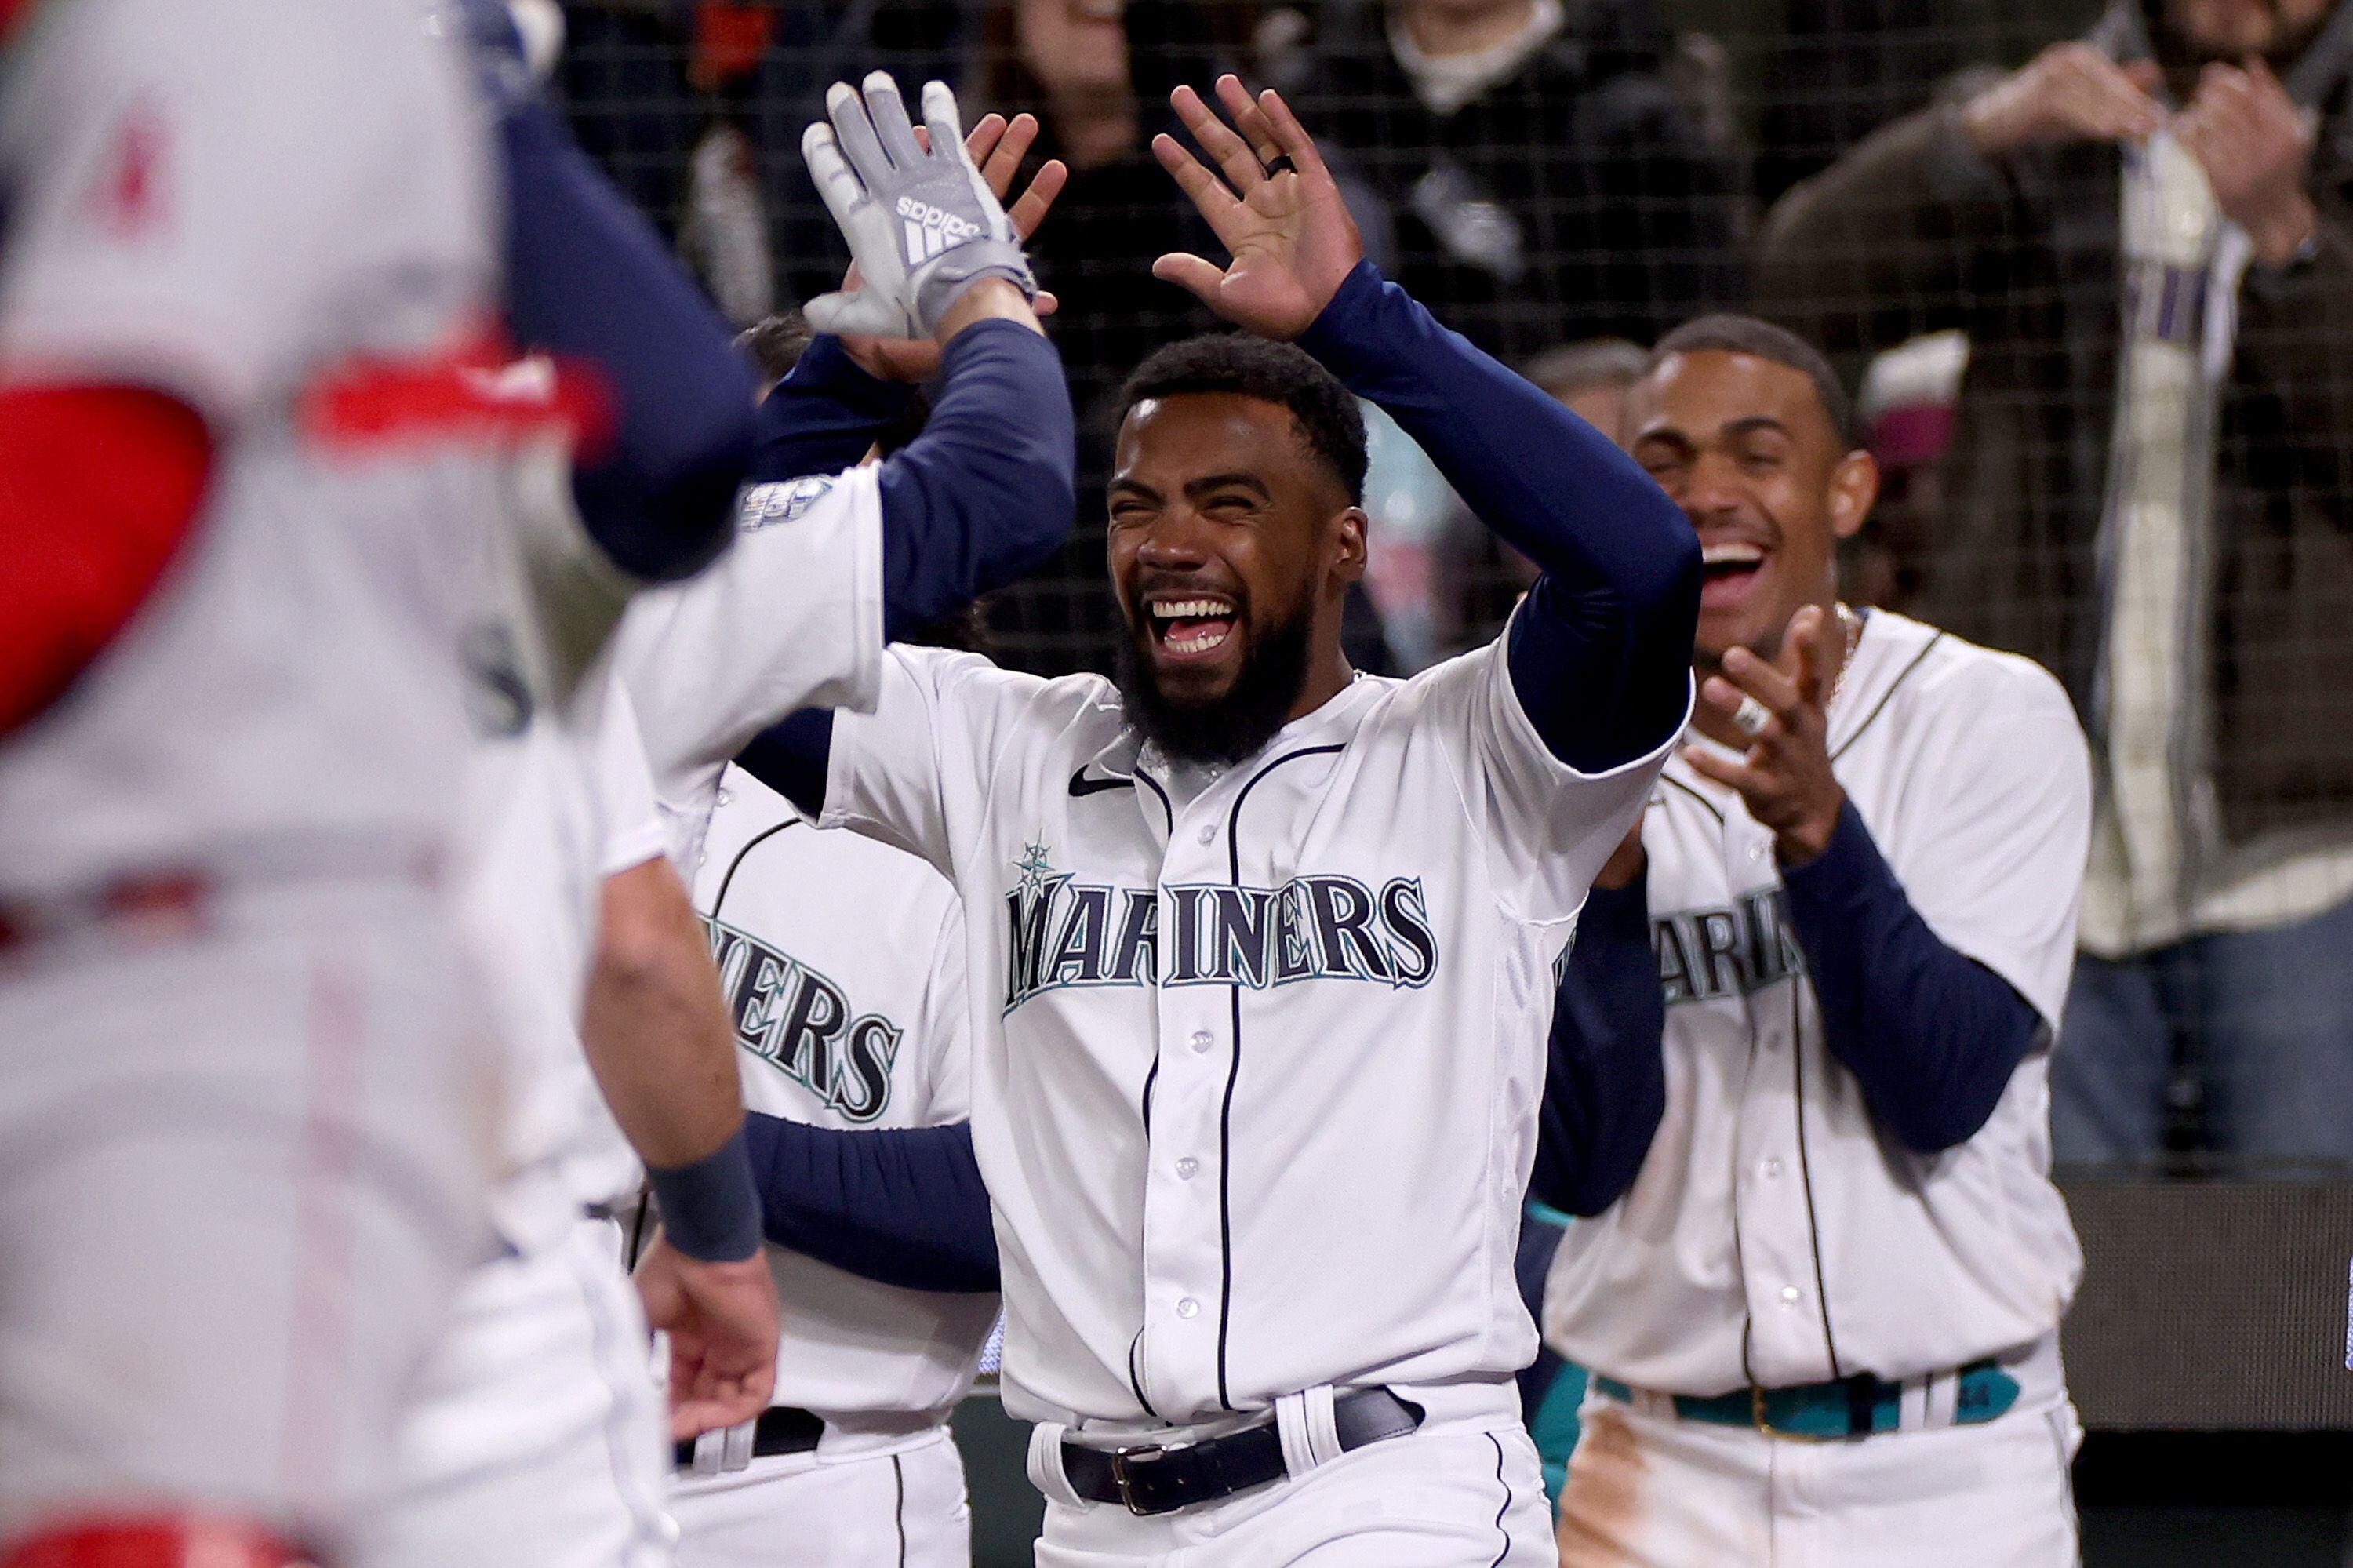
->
[0,2,523,1560]
[1537,318,2092,1566]
[356,5,788,1564]
[730,71,1697,1564]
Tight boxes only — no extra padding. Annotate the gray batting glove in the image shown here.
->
[800,72,1038,340]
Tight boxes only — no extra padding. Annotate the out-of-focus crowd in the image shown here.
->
[554,0,2353,1177]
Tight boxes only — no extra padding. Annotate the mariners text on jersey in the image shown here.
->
[706,912,903,1122]
[1002,846,1440,1013]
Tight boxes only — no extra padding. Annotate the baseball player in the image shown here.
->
[666,761,994,1567]
[357,7,791,1564]
[731,73,1698,1566]
[0,2,518,1561]
[1536,316,2093,1567]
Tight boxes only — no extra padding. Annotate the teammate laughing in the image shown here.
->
[1536,318,2094,1568]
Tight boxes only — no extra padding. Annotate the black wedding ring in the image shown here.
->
[1263,153,1297,176]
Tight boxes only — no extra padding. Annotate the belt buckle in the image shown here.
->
[1749,1384,1838,1443]
[1110,1442,1175,1517]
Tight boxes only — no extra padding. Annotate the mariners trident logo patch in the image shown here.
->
[896,194,979,264]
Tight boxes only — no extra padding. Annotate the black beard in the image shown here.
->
[1116,596,1315,767]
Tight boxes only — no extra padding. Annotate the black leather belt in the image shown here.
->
[671,1404,825,1468]
[1061,1388,1423,1516]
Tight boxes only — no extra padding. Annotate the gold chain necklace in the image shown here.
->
[1825,602,1864,714]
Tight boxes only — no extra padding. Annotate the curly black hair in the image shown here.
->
[1115,333,1368,504]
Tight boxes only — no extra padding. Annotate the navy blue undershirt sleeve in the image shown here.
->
[751,334,918,483]
[1297,262,1700,772]
[1780,801,2045,1154]
[732,319,1072,817]
[1530,876,1669,1216]
[736,708,833,820]
[499,97,753,582]
[873,318,1073,640]
[740,1111,999,1293]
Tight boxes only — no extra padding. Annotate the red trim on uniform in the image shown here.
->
[0,1515,313,1568]
[301,329,614,460]
[0,0,39,45]
[0,385,212,737]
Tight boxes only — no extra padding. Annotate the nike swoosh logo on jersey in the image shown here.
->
[1068,766,1133,797]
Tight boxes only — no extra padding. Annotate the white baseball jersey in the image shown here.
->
[1543,611,2091,1395]
[817,615,1679,1428]
[0,0,505,900]
[453,666,668,1246]
[688,766,997,1424]
[619,465,885,870]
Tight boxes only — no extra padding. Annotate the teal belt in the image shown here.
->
[1592,1360,2019,1441]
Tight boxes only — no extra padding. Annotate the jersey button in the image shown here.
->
[1189,1030,1213,1053]
[1197,824,1217,846]
[717,788,733,806]
[1779,1285,1802,1306]
[1176,1157,1200,1179]
[1176,1297,1201,1319]
[1760,1157,1784,1180]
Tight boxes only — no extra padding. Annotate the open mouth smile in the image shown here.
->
[1700,540,1766,610]
[1147,594,1241,660]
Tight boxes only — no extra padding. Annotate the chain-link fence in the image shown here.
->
[558,0,2353,1175]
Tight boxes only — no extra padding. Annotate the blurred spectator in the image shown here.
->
[1758,0,2353,1170]
[1293,0,1744,363]
[1754,0,2104,205]
[1525,337,1650,443]
[1848,328,1971,610]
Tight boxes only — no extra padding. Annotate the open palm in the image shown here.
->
[1151,76,1364,340]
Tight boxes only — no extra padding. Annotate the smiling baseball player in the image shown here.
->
[731,74,1697,1566]
[1536,317,2092,1568]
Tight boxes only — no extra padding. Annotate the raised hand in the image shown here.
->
[1962,41,2163,156]
[2177,58,2317,266]
[840,111,1070,382]
[1149,75,1363,340]
[800,72,1038,340]
[1684,606,1848,867]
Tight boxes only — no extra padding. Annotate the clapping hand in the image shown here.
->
[1685,606,1848,868]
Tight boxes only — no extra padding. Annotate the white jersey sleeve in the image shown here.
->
[616,465,886,858]
[1876,651,2091,1028]
[819,643,1057,878]
[1417,607,1691,925]
[0,0,489,418]
[592,682,667,879]
[916,893,973,1123]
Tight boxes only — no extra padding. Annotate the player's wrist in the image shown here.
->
[646,1126,762,1264]
[936,277,1042,344]
[1773,791,1847,869]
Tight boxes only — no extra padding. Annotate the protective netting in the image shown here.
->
[558,0,2353,1174]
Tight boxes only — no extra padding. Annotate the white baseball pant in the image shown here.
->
[1555,1381,2082,1568]
[0,876,496,1551]
[671,1426,972,1568]
[355,1215,674,1568]
[1027,1386,1557,1568]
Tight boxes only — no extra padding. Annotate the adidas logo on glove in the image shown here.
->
[896,195,981,263]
